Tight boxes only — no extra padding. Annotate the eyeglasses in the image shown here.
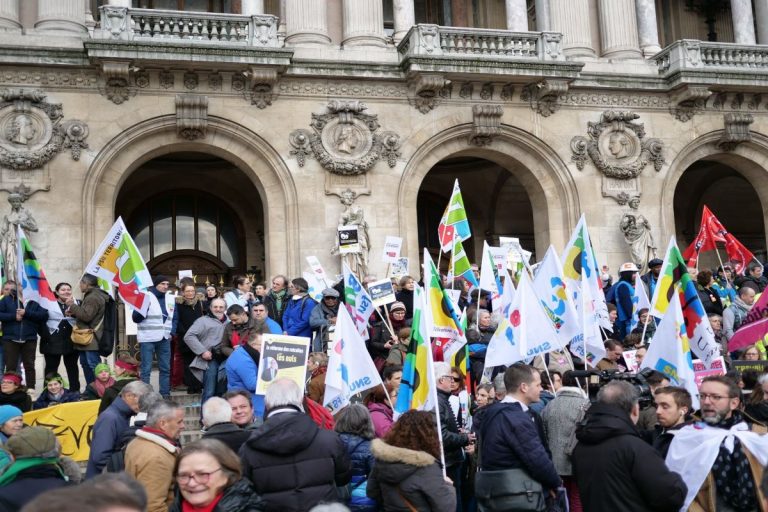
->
[699,393,730,402]
[176,467,222,485]
[451,377,462,383]
[1,380,17,385]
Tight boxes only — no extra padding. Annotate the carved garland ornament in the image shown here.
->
[570,111,664,180]
[0,89,89,170]
[289,100,401,175]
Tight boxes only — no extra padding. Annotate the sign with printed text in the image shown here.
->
[499,236,532,267]
[731,360,768,374]
[367,278,396,308]
[623,350,639,372]
[255,334,311,395]
[178,269,193,281]
[306,256,329,284]
[388,257,409,279]
[338,225,360,254]
[382,236,403,263]
[693,357,726,387]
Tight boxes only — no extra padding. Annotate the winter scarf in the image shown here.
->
[91,376,116,397]
[711,411,758,510]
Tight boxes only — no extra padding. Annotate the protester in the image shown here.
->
[0,280,48,390]
[169,439,266,512]
[0,372,31,412]
[382,365,402,400]
[610,262,638,340]
[226,329,266,422]
[697,270,725,316]
[467,308,494,384]
[530,370,560,414]
[645,386,692,458]
[39,282,80,392]
[385,327,410,367]
[251,302,282,334]
[714,265,737,307]
[364,386,394,438]
[202,397,250,454]
[572,380,687,511]
[746,373,768,423]
[262,275,289,328]
[240,378,351,511]
[224,275,257,313]
[20,473,148,512]
[394,276,415,320]
[709,313,729,364]
[0,405,23,443]
[221,304,257,356]
[32,373,80,409]
[124,400,184,512]
[224,390,256,428]
[65,273,109,385]
[203,285,220,313]
[171,281,205,394]
[735,261,768,293]
[184,297,228,404]
[283,278,316,338]
[306,352,329,405]
[448,366,470,429]
[743,344,763,361]
[434,361,472,503]
[596,339,625,371]
[630,308,656,343]
[132,275,173,398]
[104,391,163,473]
[471,383,493,414]
[641,258,663,299]
[99,354,139,413]
[369,302,409,369]
[334,404,377,512]
[636,370,670,430]
[309,288,340,352]
[82,362,115,400]
[723,285,756,341]
[86,380,153,478]
[367,410,456,510]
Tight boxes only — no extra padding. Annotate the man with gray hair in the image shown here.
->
[86,380,153,478]
[240,378,351,511]
[572,380,686,511]
[202,396,250,453]
[124,400,183,512]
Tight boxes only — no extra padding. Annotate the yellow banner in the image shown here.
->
[23,400,100,462]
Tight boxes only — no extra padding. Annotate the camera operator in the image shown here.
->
[643,386,692,458]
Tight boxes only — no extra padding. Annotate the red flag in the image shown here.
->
[724,234,756,275]
[682,206,722,267]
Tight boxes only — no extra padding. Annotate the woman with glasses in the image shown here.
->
[169,439,265,512]
[0,372,31,412]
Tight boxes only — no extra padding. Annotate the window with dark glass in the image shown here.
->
[132,0,233,12]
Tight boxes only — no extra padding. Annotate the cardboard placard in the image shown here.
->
[388,257,409,279]
[255,334,311,395]
[382,236,403,263]
[367,278,396,308]
[692,357,726,387]
[338,225,360,254]
[306,256,329,284]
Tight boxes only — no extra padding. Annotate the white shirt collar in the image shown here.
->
[500,395,529,412]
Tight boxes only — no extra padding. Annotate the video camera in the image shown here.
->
[567,367,656,409]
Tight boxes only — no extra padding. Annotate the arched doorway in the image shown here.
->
[417,157,535,268]
[115,151,265,286]
[673,159,767,265]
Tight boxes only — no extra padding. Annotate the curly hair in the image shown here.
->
[384,410,441,461]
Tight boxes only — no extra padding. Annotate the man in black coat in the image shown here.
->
[572,380,687,512]
[239,378,351,512]
[434,361,472,503]
[202,397,250,454]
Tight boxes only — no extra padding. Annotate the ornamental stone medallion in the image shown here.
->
[570,111,664,206]
[289,100,401,176]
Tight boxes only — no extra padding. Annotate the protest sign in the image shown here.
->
[388,257,409,279]
[24,400,100,461]
[256,334,311,395]
[729,317,768,352]
[732,360,768,374]
[303,271,325,302]
[367,278,396,308]
[306,255,330,285]
[178,269,193,281]
[382,236,403,263]
[338,225,360,254]
[622,350,638,372]
[692,357,726,387]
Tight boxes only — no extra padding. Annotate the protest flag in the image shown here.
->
[561,214,612,332]
[85,217,153,315]
[395,285,436,414]
[424,248,465,341]
[631,272,651,331]
[342,262,375,340]
[451,237,479,287]
[641,292,700,410]
[479,241,504,311]
[485,271,560,368]
[438,179,471,253]
[533,246,581,347]
[723,233,756,276]
[324,305,383,411]
[449,309,471,392]
[17,226,63,333]
[571,270,606,366]
[682,205,756,275]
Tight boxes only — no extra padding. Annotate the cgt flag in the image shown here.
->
[85,217,153,315]
[682,205,756,275]
[17,227,63,333]
[438,179,471,253]
[395,285,436,414]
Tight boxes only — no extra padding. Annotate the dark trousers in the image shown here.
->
[3,339,37,389]
[447,463,463,512]
[43,352,81,392]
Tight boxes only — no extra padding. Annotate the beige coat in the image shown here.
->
[124,429,179,512]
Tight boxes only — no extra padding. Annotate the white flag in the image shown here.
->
[342,262,375,340]
[533,246,581,348]
[641,292,700,410]
[485,272,560,368]
[631,272,651,331]
[303,271,325,302]
[324,305,383,412]
[571,270,606,366]
[479,241,504,312]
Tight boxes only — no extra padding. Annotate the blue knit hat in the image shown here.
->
[0,405,22,426]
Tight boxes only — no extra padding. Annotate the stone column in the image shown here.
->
[342,0,386,46]
[392,0,415,43]
[106,0,130,6]
[597,0,641,59]
[0,0,21,30]
[36,0,87,34]
[285,0,330,45]
[549,0,595,57]
[635,0,660,56]
[534,0,550,31]
[756,0,768,44]
[731,0,756,44]
[242,0,265,15]
[505,0,528,31]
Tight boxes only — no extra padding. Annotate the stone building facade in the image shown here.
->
[0,0,767,287]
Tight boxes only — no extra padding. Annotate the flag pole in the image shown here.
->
[374,306,396,339]
[428,355,448,479]
[713,245,731,287]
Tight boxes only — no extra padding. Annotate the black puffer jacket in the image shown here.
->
[367,438,455,511]
[169,478,266,512]
[573,403,687,512]
[437,389,469,467]
[203,422,251,454]
[239,407,351,512]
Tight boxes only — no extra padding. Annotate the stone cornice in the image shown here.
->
[0,45,90,67]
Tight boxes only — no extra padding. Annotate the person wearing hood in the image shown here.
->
[309,288,340,352]
[32,373,80,409]
[0,405,23,444]
[132,275,173,397]
[724,285,756,342]
[184,298,228,404]
[239,378,351,511]
[366,410,456,511]
[282,278,317,339]
[572,380,687,512]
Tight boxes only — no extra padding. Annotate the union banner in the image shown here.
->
[23,400,100,462]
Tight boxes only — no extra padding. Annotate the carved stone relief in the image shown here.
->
[289,100,401,175]
[406,73,450,114]
[520,79,569,117]
[469,104,503,146]
[669,85,711,122]
[99,61,134,105]
[717,113,753,151]
[175,94,208,140]
[245,68,279,109]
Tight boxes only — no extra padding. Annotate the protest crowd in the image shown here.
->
[2,189,768,512]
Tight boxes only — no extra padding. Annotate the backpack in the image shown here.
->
[98,296,118,357]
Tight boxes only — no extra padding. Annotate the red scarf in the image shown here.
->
[181,493,224,512]
[91,377,116,398]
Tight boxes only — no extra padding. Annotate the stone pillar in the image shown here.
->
[635,0,660,56]
[549,0,595,57]
[106,0,130,6]
[756,0,768,44]
[597,0,641,59]
[534,0,550,31]
[0,0,21,30]
[285,0,330,45]
[35,0,87,34]
[505,0,528,31]
[242,0,265,15]
[731,0,756,44]
[392,0,415,43]
[342,0,386,46]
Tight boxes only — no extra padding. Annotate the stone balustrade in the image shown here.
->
[93,6,279,48]
[656,39,768,74]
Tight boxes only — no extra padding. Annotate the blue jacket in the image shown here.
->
[473,401,561,490]
[263,317,282,335]
[86,396,134,478]
[339,433,374,479]
[282,295,316,338]
[0,295,48,341]
[32,389,81,410]
[225,345,265,420]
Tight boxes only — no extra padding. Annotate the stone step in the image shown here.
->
[180,429,203,445]
[169,390,203,406]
